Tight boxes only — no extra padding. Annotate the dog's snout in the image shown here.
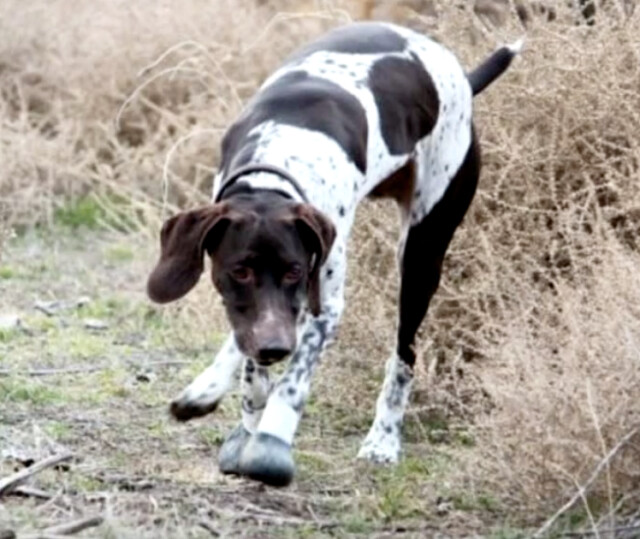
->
[258,343,292,363]
[251,305,296,363]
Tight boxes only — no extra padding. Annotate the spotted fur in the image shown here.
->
[171,21,521,479]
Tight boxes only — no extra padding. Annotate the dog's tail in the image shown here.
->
[467,38,524,96]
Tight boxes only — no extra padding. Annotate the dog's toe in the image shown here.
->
[218,423,251,475]
[238,433,295,487]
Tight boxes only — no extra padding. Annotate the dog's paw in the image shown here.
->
[357,433,401,465]
[238,433,295,487]
[218,424,251,475]
[169,395,219,422]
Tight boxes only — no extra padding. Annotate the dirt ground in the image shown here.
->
[0,214,638,538]
[0,226,500,538]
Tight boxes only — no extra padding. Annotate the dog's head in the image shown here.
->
[147,192,335,364]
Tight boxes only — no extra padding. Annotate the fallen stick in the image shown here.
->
[43,515,104,536]
[0,453,73,497]
[534,426,640,538]
[198,520,221,537]
[0,360,191,377]
[0,366,105,377]
[10,485,53,499]
[232,510,340,530]
[561,523,640,537]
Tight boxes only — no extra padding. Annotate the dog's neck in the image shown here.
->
[215,164,307,204]
[216,178,298,205]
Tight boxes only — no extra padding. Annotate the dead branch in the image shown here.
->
[198,520,221,537]
[231,510,340,530]
[0,360,191,377]
[0,366,104,377]
[43,515,104,535]
[561,523,640,537]
[534,426,640,537]
[0,453,73,497]
[10,485,53,499]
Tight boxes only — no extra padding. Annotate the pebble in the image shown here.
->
[83,318,109,330]
[0,314,21,330]
[35,296,92,316]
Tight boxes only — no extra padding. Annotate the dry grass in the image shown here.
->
[1,0,640,535]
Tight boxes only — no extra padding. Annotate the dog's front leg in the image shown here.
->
[170,333,243,421]
[237,297,343,487]
[218,357,272,474]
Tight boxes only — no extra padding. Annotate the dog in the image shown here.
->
[147,21,521,487]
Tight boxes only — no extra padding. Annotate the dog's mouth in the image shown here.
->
[255,354,290,367]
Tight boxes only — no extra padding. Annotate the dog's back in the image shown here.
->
[215,23,475,222]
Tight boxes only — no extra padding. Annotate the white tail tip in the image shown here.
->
[507,37,525,54]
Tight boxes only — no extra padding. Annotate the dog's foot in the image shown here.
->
[170,394,220,422]
[357,429,401,464]
[218,424,252,475]
[170,379,233,421]
[238,433,295,487]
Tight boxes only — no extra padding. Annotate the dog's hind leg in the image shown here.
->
[358,130,480,464]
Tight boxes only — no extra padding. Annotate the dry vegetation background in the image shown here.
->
[1,0,640,536]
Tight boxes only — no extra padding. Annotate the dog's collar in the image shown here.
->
[215,163,308,203]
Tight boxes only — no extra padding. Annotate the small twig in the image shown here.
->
[141,360,192,367]
[237,511,339,529]
[0,453,73,497]
[561,523,640,537]
[198,520,221,537]
[160,128,224,219]
[206,501,339,531]
[43,515,104,536]
[91,473,155,491]
[10,485,53,499]
[0,360,191,377]
[0,366,106,377]
[534,426,640,537]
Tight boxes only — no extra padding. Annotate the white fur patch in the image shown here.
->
[178,334,243,409]
[241,358,271,433]
[257,394,300,444]
[508,38,525,54]
[358,355,414,464]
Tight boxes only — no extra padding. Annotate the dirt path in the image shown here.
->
[0,227,492,538]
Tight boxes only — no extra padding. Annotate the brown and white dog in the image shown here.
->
[147,21,521,487]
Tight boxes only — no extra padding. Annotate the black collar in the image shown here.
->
[215,163,308,203]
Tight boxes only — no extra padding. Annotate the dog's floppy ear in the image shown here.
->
[147,203,232,304]
[294,204,336,316]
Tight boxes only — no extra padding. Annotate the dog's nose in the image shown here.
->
[257,344,292,363]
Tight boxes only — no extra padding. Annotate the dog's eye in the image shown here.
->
[230,266,252,283]
[283,264,302,284]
